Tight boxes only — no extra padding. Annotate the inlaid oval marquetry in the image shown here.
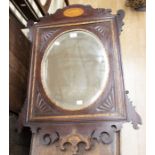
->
[41,30,109,110]
[63,8,84,17]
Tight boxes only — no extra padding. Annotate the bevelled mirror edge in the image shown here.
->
[40,29,110,111]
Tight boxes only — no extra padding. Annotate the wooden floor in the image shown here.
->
[69,1,146,155]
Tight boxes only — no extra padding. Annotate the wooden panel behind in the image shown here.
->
[9,12,31,113]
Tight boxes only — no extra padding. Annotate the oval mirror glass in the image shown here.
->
[41,30,109,110]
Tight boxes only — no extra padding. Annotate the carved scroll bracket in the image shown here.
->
[125,91,142,129]
[37,122,123,155]
[59,131,91,155]
[41,132,59,145]
[91,123,123,144]
[39,130,91,155]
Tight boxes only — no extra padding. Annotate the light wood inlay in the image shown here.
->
[63,8,84,17]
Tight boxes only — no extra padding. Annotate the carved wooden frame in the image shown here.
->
[22,5,142,154]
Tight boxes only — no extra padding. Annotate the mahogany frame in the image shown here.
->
[22,5,142,154]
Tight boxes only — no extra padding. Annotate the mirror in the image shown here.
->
[41,30,109,110]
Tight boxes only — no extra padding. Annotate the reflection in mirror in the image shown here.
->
[41,30,109,110]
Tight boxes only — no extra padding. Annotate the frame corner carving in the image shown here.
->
[125,92,142,129]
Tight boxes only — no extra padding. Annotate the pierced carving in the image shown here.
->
[38,123,123,154]
[60,132,91,155]
[92,123,122,144]
[41,132,59,145]
[116,10,125,35]
[125,92,142,129]
[40,130,91,155]
[96,87,115,112]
